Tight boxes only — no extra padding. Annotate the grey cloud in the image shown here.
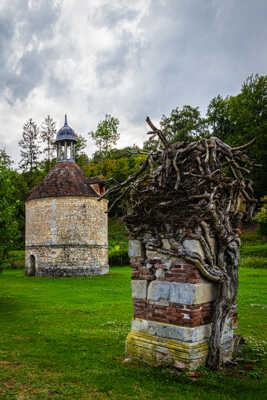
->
[97,31,144,88]
[1,0,267,163]
[0,0,61,102]
[7,49,45,100]
[89,3,138,28]
[91,0,267,125]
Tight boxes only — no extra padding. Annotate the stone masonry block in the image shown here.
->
[147,281,217,305]
[131,318,212,343]
[128,240,143,257]
[131,280,147,300]
[183,239,204,258]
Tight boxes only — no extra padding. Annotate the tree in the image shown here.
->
[0,147,12,168]
[206,95,233,141]
[160,105,209,143]
[0,159,21,261]
[75,133,87,156]
[19,119,40,172]
[206,74,267,198]
[89,114,120,173]
[82,146,145,216]
[41,115,57,163]
[74,133,89,167]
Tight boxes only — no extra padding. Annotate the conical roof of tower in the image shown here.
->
[27,162,99,201]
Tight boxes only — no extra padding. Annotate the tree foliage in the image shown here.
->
[0,162,21,260]
[254,195,267,235]
[0,147,12,168]
[41,115,57,163]
[161,105,209,142]
[206,74,267,198]
[89,114,120,172]
[19,118,40,172]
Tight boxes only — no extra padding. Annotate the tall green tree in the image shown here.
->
[0,153,21,260]
[206,95,232,141]
[19,118,40,172]
[74,133,89,167]
[89,114,120,173]
[160,105,209,143]
[0,147,12,168]
[41,115,57,163]
[206,74,267,198]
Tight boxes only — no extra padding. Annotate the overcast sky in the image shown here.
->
[0,0,266,163]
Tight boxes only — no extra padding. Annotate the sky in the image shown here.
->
[0,0,266,164]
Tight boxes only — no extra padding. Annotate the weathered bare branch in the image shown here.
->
[101,129,256,370]
[231,137,256,151]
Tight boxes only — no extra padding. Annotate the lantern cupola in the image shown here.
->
[55,115,77,161]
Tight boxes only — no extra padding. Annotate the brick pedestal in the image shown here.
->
[125,240,234,369]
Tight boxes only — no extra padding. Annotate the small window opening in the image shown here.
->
[29,255,36,276]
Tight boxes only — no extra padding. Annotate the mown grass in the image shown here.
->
[240,229,267,269]
[0,266,266,400]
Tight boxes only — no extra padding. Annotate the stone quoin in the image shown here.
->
[25,115,109,277]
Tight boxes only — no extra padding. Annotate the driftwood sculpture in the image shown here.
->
[100,117,257,370]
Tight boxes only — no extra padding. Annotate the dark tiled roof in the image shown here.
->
[87,176,107,184]
[27,162,99,200]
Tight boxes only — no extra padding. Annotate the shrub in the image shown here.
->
[108,240,129,266]
[254,196,267,236]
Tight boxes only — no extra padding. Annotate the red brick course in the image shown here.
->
[132,259,202,284]
[133,299,214,327]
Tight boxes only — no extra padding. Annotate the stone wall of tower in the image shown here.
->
[25,196,108,277]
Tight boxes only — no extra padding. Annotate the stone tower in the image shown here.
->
[25,116,109,277]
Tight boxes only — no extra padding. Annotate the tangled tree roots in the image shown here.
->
[99,117,258,370]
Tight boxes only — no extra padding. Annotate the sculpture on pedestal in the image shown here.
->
[100,117,257,369]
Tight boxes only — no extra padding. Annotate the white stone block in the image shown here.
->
[128,240,142,257]
[155,268,165,279]
[131,280,147,299]
[147,281,217,305]
[183,239,204,258]
[131,318,212,343]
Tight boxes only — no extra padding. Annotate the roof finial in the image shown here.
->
[64,114,68,125]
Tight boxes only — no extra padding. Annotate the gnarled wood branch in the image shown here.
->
[102,116,256,370]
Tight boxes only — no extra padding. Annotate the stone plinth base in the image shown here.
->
[25,261,109,278]
[25,245,109,277]
[126,319,234,370]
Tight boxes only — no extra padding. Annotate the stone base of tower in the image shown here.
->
[126,319,234,369]
[25,246,109,277]
[25,263,109,278]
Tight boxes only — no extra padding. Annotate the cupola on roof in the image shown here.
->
[55,115,77,143]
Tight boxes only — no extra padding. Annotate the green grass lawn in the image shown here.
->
[0,266,266,400]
